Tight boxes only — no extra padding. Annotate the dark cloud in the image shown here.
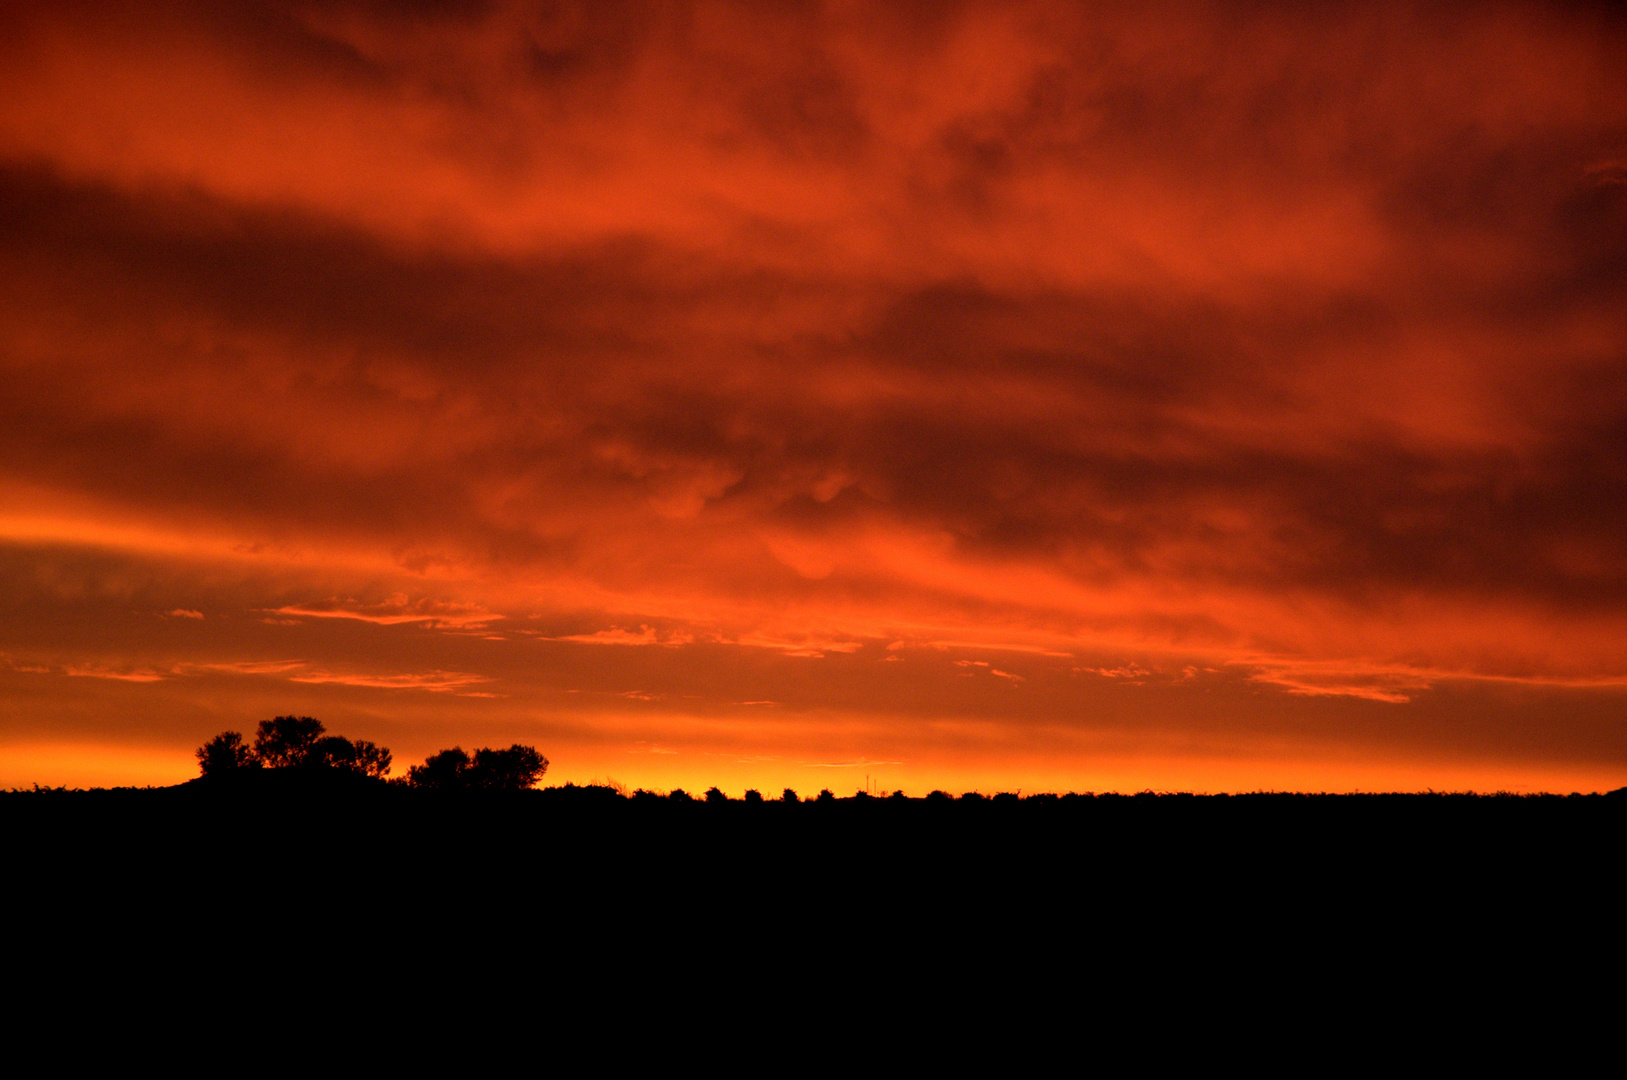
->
[3,1,1626,789]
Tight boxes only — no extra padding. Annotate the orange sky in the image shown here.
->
[2,1,1625,793]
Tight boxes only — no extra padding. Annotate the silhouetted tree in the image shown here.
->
[744,789,764,804]
[308,735,393,778]
[194,716,393,779]
[781,788,798,803]
[668,788,694,803]
[705,786,727,803]
[309,735,356,770]
[466,745,548,790]
[406,747,471,790]
[253,716,325,768]
[350,740,392,779]
[816,789,834,803]
[405,744,548,791]
[196,731,258,776]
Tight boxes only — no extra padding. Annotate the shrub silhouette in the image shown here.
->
[405,744,548,791]
[781,788,798,803]
[744,789,764,804]
[196,731,258,775]
[705,786,728,803]
[195,717,392,779]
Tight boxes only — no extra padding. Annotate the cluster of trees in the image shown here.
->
[197,716,391,778]
[195,717,548,792]
[406,745,549,791]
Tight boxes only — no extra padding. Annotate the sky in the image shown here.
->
[2,0,1625,793]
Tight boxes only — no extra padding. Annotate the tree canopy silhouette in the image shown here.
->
[404,744,548,791]
[194,716,392,779]
[252,715,325,768]
[196,731,257,774]
[308,735,392,779]
[405,747,470,790]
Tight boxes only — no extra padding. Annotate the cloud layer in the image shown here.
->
[2,1,1625,790]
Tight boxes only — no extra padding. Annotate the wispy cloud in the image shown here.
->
[286,669,492,693]
[174,660,307,676]
[270,595,499,629]
[1078,664,1151,681]
[732,633,867,658]
[62,665,167,683]
[806,758,905,769]
[546,626,693,647]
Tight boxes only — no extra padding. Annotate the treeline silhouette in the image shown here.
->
[194,715,547,791]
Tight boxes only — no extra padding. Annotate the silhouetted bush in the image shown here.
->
[816,789,834,803]
[705,786,728,803]
[405,744,548,791]
[744,789,763,804]
[925,790,952,803]
[669,788,694,803]
[782,788,798,803]
[196,731,258,775]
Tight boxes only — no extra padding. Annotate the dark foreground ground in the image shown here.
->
[8,778,1622,1049]
[11,776,1623,924]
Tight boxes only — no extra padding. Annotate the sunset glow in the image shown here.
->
[3,1,1624,793]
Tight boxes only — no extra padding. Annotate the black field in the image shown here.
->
[10,777,1622,1017]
